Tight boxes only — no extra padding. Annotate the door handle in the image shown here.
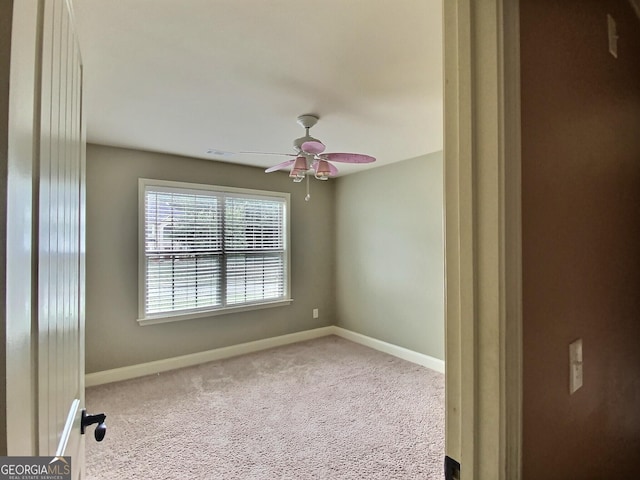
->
[81,409,107,442]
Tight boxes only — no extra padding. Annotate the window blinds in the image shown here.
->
[143,186,287,317]
[224,196,286,305]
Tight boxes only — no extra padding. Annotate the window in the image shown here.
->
[138,179,291,324]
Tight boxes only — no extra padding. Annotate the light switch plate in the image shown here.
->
[569,338,583,394]
[608,14,618,58]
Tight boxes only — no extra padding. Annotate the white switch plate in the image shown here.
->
[312,308,319,319]
[608,14,618,58]
[569,338,583,394]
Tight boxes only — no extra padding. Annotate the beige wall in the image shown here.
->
[335,152,444,360]
[86,144,335,373]
[521,0,640,477]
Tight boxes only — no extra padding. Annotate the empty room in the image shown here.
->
[6,0,640,479]
[74,0,445,478]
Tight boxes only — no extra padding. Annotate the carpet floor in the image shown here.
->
[85,335,444,479]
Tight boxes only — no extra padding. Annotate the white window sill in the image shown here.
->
[137,298,294,326]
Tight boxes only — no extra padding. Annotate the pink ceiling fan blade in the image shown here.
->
[324,152,376,164]
[265,159,296,173]
[301,140,326,154]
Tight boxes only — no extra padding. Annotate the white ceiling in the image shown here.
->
[72,0,443,176]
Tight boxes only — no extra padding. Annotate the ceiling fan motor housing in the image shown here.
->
[294,135,322,152]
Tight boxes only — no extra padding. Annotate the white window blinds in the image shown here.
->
[224,196,286,305]
[141,181,289,320]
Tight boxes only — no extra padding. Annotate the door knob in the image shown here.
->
[81,409,107,442]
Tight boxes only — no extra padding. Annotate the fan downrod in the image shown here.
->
[294,114,322,152]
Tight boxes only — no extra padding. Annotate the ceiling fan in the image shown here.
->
[256,114,376,182]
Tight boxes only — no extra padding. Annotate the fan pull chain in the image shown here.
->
[305,174,311,202]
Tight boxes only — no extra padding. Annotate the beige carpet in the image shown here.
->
[85,335,444,479]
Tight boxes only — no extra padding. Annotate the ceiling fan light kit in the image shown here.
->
[289,156,308,182]
[314,160,332,180]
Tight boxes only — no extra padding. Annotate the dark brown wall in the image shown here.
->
[521,1,640,478]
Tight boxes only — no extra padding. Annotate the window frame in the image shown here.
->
[137,178,292,326]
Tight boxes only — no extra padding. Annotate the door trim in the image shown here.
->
[5,0,41,456]
[443,1,522,478]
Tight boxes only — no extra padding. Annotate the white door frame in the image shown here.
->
[443,1,522,478]
[5,0,40,456]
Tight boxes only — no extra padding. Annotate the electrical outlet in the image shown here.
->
[569,339,583,394]
[312,308,319,319]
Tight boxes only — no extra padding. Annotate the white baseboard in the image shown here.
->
[85,326,334,387]
[331,327,445,374]
[85,325,444,387]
